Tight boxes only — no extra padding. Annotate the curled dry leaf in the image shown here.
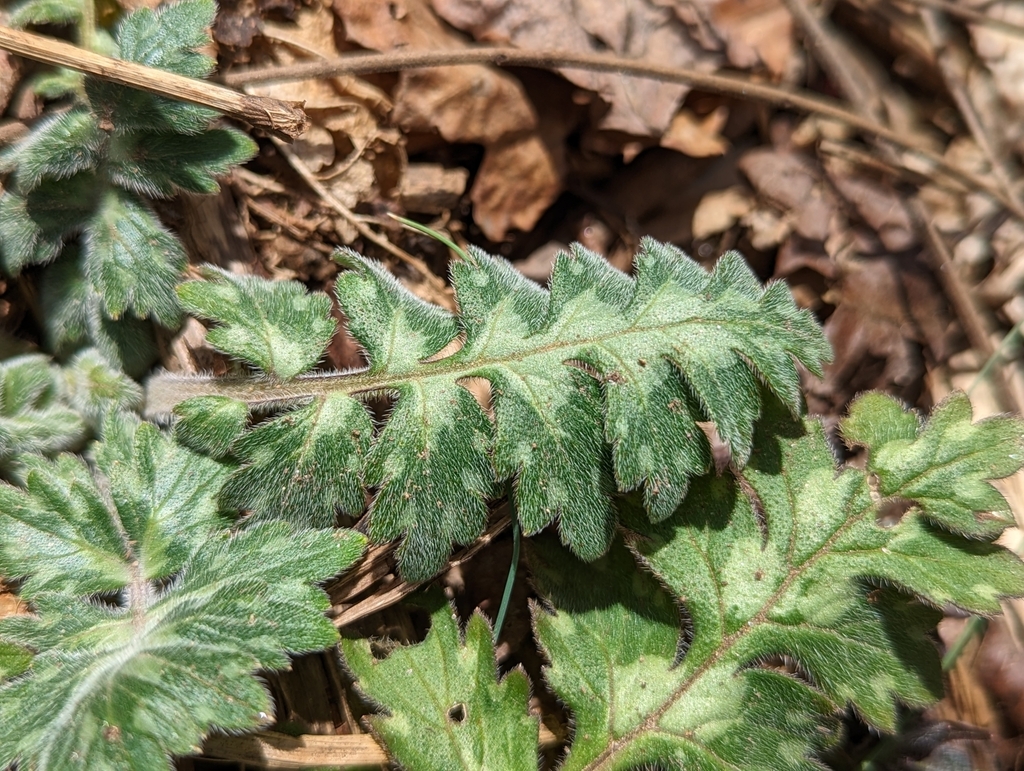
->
[674,0,796,78]
[250,0,405,233]
[431,0,711,136]
[471,134,563,241]
[661,106,730,157]
[825,163,917,252]
[805,256,953,414]
[335,0,561,240]
[692,185,754,239]
[739,147,840,243]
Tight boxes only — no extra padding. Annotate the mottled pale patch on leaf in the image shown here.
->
[177,267,336,379]
[0,420,366,771]
[527,391,1024,770]
[154,238,831,579]
[342,593,538,771]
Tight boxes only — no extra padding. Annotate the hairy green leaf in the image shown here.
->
[342,592,539,771]
[150,239,831,580]
[173,395,248,458]
[176,266,337,379]
[9,0,82,28]
[218,393,372,526]
[529,390,1024,770]
[86,189,184,325]
[0,0,256,351]
[61,348,144,424]
[0,173,95,270]
[85,0,220,135]
[109,129,258,197]
[0,355,84,460]
[0,420,367,770]
[841,391,1022,537]
[2,109,103,190]
[345,391,1024,771]
[38,250,160,376]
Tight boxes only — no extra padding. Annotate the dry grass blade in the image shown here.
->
[330,515,511,628]
[222,46,1024,223]
[269,135,452,308]
[0,24,308,139]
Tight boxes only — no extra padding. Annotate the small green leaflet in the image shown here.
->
[176,265,337,380]
[0,0,256,362]
[0,354,85,461]
[0,420,366,771]
[154,238,831,580]
[342,593,538,770]
[0,351,138,464]
[344,391,1024,770]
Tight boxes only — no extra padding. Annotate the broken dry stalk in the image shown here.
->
[0,24,308,139]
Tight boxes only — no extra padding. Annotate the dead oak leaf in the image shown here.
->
[431,0,711,136]
[335,0,561,239]
[661,106,730,157]
[471,133,563,240]
[674,0,795,78]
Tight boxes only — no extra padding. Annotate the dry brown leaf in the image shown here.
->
[327,158,377,210]
[399,164,469,214]
[824,164,917,252]
[661,106,730,157]
[254,1,352,109]
[0,52,20,116]
[431,0,710,136]
[335,0,560,239]
[292,124,336,173]
[674,0,795,78]
[970,2,1024,117]
[692,185,754,239]
[804,256,953,414]
[471,134,563,241]
[739,147,839,242]
[335,0,536,143]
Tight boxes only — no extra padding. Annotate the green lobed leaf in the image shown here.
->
[526,391,1024,770]
[86,0,220,135]
[8,0,82,27]
[0,354,85,460]
[85,188,184,326]
[1,109,104,190]
[0,421,367,770]
[841,391,1024,537]
[114,0,216,78]
[0,173,96,271]
[0,0,257,362]
[173,395,249,458]
[60,348,144,425]
[153,239,831,579]
[218,393,372,526]
[176,266,337,379]
[342,592,539,771]
[38,250,160,376]
[109,129,257,197]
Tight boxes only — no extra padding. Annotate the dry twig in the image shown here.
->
[886,0,1024,37]
[269,136,452,307]
[0,24,308,139]
[223,46,1024,222]
[781,0,1024,415]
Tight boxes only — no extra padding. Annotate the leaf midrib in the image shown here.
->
[583,469,873,770]
[153,311,809,412]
